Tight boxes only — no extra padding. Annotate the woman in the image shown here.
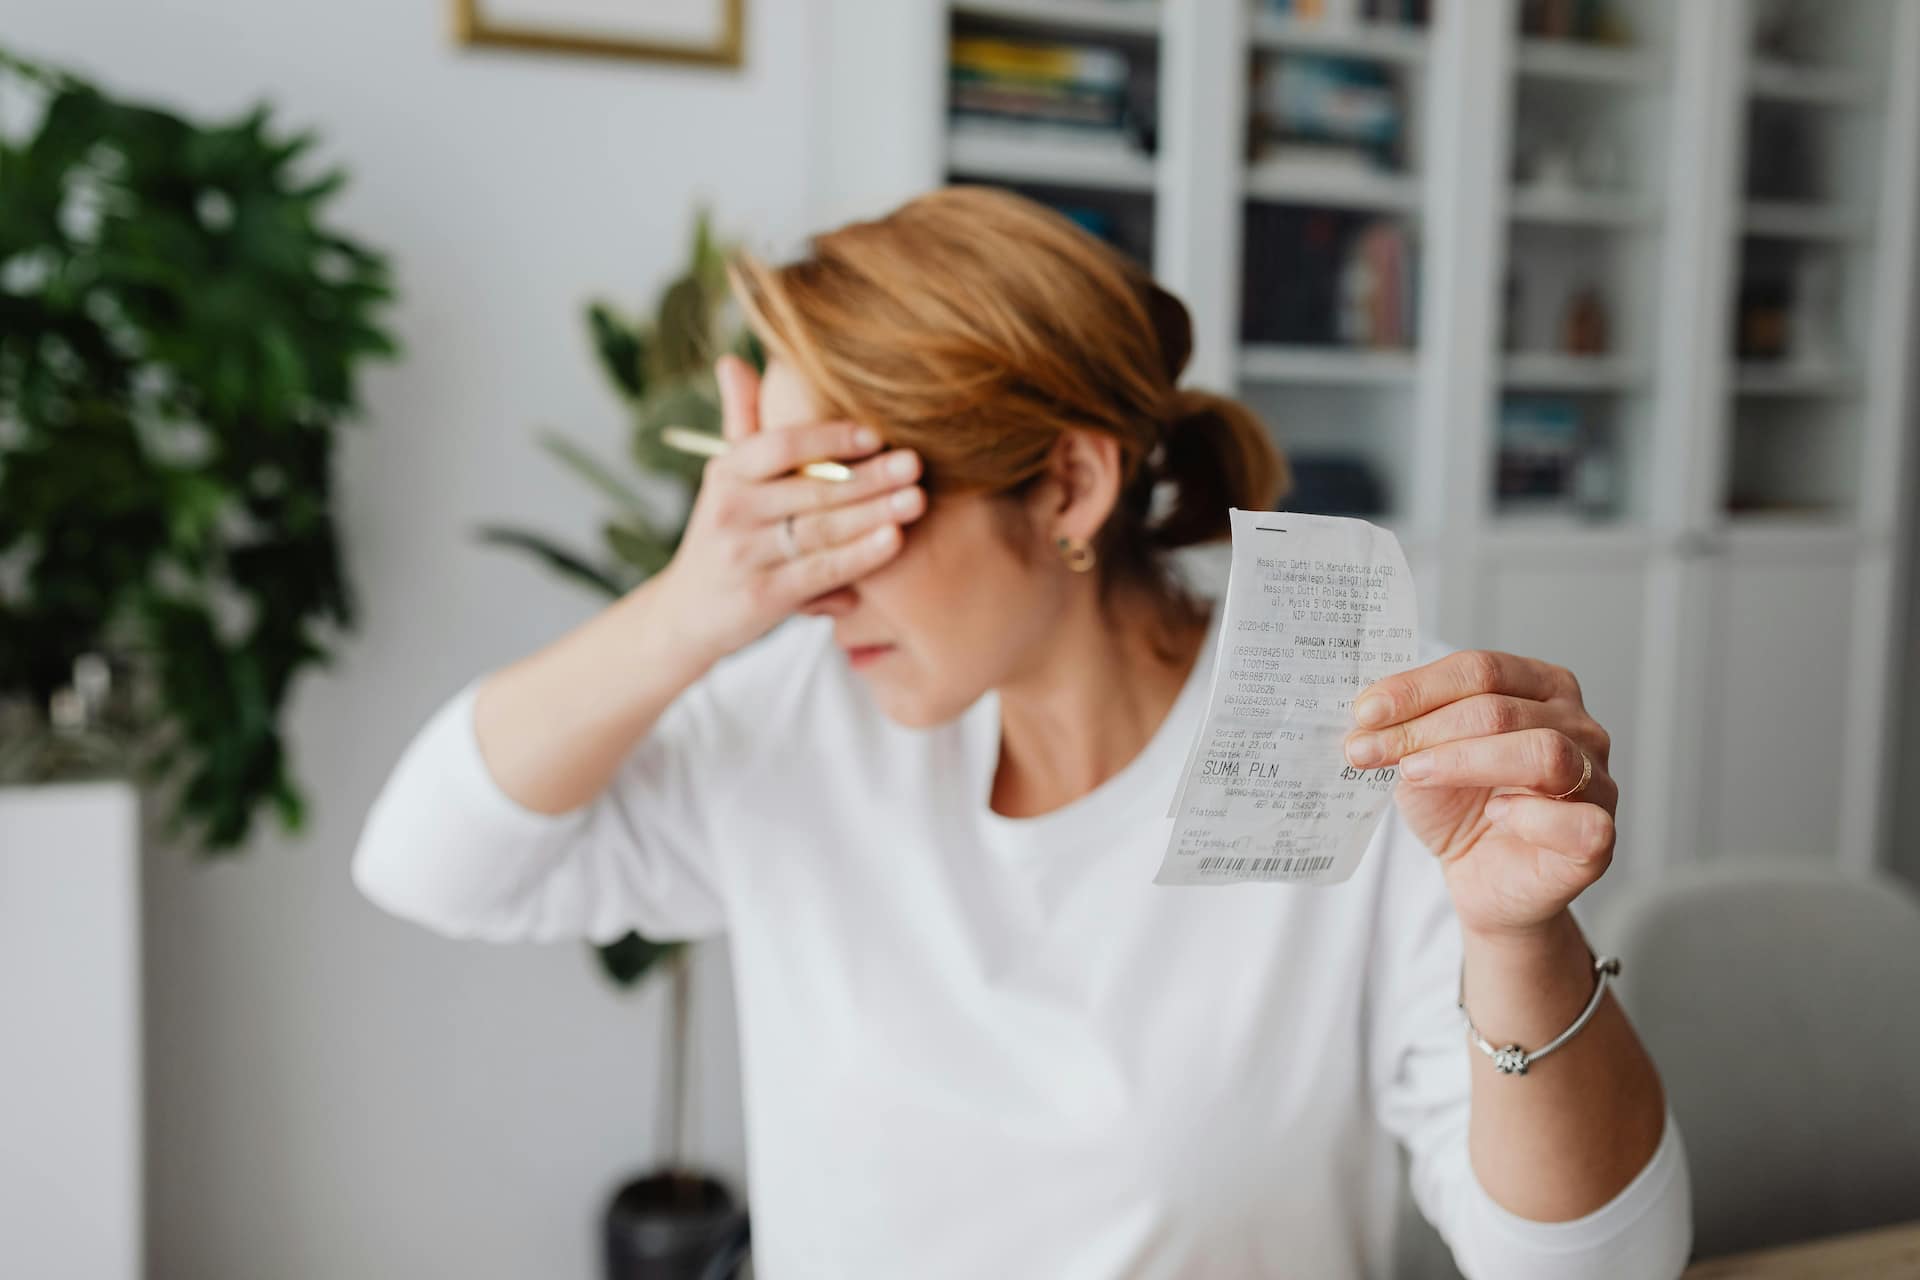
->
[354,187,1689,1278]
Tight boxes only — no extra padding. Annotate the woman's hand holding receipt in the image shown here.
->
[1344,651,1620,939]
[1343,651,1666,1222]
[468,353,924,816]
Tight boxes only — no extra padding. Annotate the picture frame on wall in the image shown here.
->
[453,0,745,68]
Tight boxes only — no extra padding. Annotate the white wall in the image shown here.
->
[1,0,825,1274]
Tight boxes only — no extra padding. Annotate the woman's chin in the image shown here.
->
[866,674,970,731]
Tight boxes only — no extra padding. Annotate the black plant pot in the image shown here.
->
[603,1170,749,1280]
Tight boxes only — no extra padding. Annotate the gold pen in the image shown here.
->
[660,425,855,483]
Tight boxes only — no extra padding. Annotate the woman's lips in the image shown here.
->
[844,644,894,670]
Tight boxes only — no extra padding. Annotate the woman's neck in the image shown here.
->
[989,591,1209,820]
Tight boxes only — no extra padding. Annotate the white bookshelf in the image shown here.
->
[1513,37,1659,85]
[1746,58,1876,107]
[1732,361,1862,396]
[1741,199,1872,241]
[814,0,1920,883]
[1248,13,1428,64]
[1242,159,1421,213]
[946,119,1157,192]
[1722,511,1867,551]
[1501,352,1649,391]
[1509,185,1656,228]
[1239,344,1418,385]
[949,0,1161,36]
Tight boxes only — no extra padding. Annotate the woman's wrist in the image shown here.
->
[624,567,726,689]
[1458,909,1600,1051]
[1460,907,1583,960]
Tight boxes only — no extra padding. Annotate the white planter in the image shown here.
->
[0,782,142,1280]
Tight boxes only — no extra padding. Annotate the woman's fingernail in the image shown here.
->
[887,450,917,480]
[1486,797,1511,821]
[855,427,881,449]
[1346,734,1383,767]
[890,487,921,515]
[1354,695,1390,728]
[1400,752,1433,780]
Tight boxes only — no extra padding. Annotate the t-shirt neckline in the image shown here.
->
[973,600,1221,855]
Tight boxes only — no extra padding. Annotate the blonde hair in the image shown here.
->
[726,185,1289,611]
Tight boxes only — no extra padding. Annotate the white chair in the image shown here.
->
[1390,859,1920,1274]
[1595,859,1920,1259]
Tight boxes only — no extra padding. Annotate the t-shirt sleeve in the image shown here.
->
[1365,805,1693,1280]
[351,653,750,946]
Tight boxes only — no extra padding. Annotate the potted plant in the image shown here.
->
[0,46,396,847]
[479,211,759,1280]
[0,48,395,1277]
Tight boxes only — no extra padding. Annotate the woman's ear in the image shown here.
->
[1031,428,1124,543]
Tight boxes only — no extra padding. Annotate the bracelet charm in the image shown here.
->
[1458,953,1621,1076]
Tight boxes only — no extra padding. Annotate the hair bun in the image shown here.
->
[1150,387,1291,549]
[1143,282,1194,384]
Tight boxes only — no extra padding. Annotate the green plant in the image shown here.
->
[0,48,397,850]
[480,209,760,988]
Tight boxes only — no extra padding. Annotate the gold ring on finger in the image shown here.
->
[1548,750,1592,801]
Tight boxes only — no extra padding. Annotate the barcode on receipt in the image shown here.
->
[1195,855,1336,876]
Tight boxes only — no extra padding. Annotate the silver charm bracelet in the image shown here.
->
[1458,952,1621,1076]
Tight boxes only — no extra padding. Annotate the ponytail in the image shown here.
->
[1148,389,1290,549]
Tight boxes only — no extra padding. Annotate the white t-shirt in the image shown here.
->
[353,603,1691,1279]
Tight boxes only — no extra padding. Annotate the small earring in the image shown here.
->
[1056,535,1097,573]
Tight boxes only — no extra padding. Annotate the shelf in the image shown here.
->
[1239,345,1417,385]
[1732,363,1862,397]
[1478,515,1869,560]
[950,0,1160,37]
[1513,38,1658,86]
[1502,353,1649,392]
[1509,185,1656,228]
[1742,201,1872,242]
[1248,14,1428,65]
[1720,512,1863,560]
[1244,158,1420,213]
[1480,517,1658,559]
[1746,59,1876,107]
[946,120,1155,192]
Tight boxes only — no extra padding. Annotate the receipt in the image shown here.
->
[1155,509,1420,887]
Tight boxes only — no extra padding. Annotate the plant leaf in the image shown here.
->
[538,430,654,517]
[602,520,675,578]
[586,301,645,400]
[474,525,628,599]
[652,276,712,381]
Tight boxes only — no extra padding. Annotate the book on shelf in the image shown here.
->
[1517,0,1632,44]
[1259,0,1430,27]
[944,187,1144,268]
[1251,52,1405,170]
[1287,456,1389,518]
[1341,219,1416,347]
[1241,205,1418,348]
[1496,397,1615,514]
[950,36,1132,133]
[1055,203,1117,244]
